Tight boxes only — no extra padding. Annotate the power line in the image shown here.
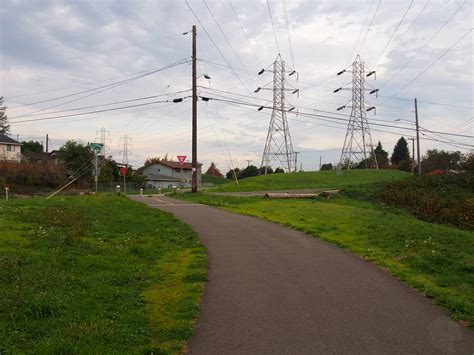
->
[9,90,192,119]
[357,0,382,55]
[347,0,375,64]
[200,95,474,140]
[228,0,262,67]
[282,0,295,68]
[395,0,431,46]
[371,0,414,67]
[203,0,255,80]
[10,97,190,124]
[382,28,472,102]
[184,0,250,90]
[379,0,468,90]
[8,58,190,109]
[266,0,281,54]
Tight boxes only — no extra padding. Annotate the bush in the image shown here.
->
[0,162,65,192]
[380,173,474,229]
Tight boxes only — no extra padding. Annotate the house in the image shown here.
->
[139,160,202,188]
[0,134,22,162]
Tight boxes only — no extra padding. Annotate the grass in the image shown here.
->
[177,192,474,328]
[210,169,410,192]
[202,174,228,185]
[0,194,206,353]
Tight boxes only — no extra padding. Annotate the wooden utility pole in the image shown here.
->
[46,134,49,153]
[192,25,198,193]
[414,98,421,176]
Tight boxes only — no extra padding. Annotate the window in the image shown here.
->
[7,145,13,151]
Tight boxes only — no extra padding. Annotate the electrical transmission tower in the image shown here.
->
[96,127,110,157]
[119,135,132,166]
[334,55,378,169]
[255,54,299,174]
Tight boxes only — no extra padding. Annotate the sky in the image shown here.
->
[1,0,472,172]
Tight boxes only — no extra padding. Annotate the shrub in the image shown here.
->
[0,162,65,192]
[380,173,474,229]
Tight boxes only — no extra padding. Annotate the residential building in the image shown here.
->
[138,160,202,188]
[0,134,22,162]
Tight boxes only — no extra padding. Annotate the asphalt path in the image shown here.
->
[130,195,474,354]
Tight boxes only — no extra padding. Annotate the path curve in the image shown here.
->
[130,195,474,354]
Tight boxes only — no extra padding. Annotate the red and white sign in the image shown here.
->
[119,167,128,175]
[177,155,187,165]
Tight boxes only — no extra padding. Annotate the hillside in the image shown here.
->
[202,174,228,185]
[210,169,410,192]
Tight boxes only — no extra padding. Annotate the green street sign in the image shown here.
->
[89,143,104,151]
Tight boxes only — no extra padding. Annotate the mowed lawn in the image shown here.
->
[211,169,410,192]
[0,194,206,353]
[177,192,474,327]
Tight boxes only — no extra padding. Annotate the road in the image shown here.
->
[130,195,474,354]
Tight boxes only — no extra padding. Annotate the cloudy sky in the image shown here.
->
[1,0,472,172]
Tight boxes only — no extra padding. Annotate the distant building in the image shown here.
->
[0,134,22,162]
[138,160,202,188]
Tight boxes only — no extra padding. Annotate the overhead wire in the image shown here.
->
[378,0,468,90]
[346,0,375,64]
[184,0,251,91]
[228,0,262,67]
[381,28,472,103]
[10,97,191,124]
[8,58,190,109]
[371,0,414,67]
[202,0,256,81]
[266,0,281,54]
[357,0,382,54]
[282,0,295,68]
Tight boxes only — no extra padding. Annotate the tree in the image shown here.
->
[59,140,94,181]
[226,168,240,180]
[320,163,333,171]
[421,149,463,173]
[274,167,285,173]
[374,141,389,168]
[259,166,274,174]
[239,165,259,179]
[21,140,43,153]
[205,162,223,177]
[143,154,170,167]
[462,152,474,172]
[391,137,410,169]
[0,97,9,134]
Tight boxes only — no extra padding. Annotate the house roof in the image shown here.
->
[140,160,203,171]
[0,134,21,145]
[145,174,181,182]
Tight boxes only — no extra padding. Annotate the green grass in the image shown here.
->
[202,174,228,185]
[177,192,474,327]
[210,169,410,192]
[0,194,206,353]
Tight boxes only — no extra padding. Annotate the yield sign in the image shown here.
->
[177,155,187,165]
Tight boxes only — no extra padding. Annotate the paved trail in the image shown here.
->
[130,195,474,354]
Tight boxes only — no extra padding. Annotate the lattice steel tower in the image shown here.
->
[334,55,378,169]
[256,54,298,174]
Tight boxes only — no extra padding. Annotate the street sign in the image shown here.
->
[89,143,104,151]
[119,167,128,175]
[177,155,187,165]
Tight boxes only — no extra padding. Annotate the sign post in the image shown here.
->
[177,156,187,187]
[4,186,9,201]
[89,143,104,194]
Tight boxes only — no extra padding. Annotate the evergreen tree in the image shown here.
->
[374,141,389,168]
[205,162,223,177]
[0,97,9,134]
[391,137,410,166]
